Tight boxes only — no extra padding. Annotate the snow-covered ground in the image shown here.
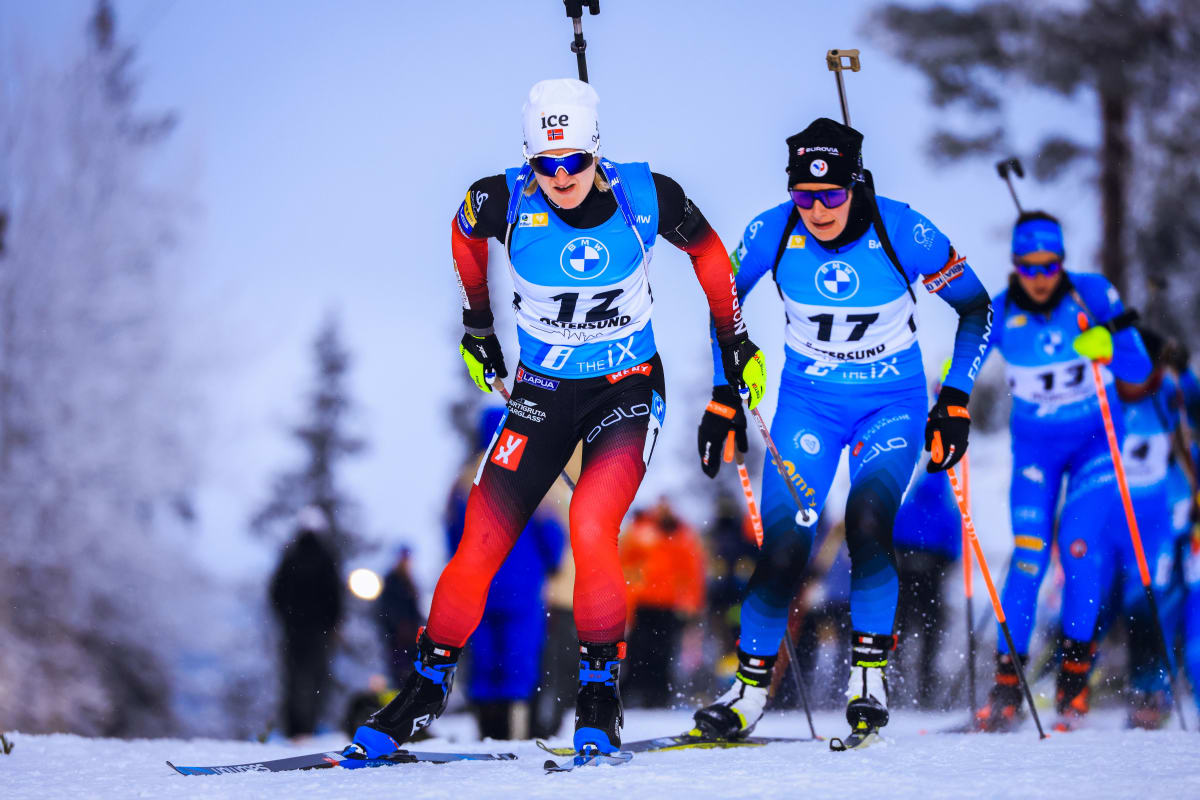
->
[5,709,1198,799]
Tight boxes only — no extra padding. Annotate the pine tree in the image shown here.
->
[0,0,197,736]
[251,315,367,557]
[873,0,1200,336]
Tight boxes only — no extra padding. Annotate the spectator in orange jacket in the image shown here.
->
[620,498,706,707]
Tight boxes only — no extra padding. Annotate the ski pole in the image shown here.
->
[781,621,820,740]
[825,49,861,128]
[738,388,819,527]
[563,0,600,83]
[945,463,1048,739]
[946,554,1012,702]
[995,157,1025,214]
[725,432,764,548]
[1075,313,1188,730]
[961,453,978,717]
[485,370,576,491]
[724,433,819,739]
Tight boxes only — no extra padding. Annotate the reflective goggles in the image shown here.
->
[1012,260,1063,278]
[789,183,855,210]
[527,150,595,177]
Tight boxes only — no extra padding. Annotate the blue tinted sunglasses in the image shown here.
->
[790,183,855,210]
[528,150,595,177]
[1013,260,1063,278]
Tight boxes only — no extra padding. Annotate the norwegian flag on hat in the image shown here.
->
[547,128,564,141]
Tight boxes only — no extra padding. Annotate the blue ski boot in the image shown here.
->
[573,641,624,755]
[344,631,461,759]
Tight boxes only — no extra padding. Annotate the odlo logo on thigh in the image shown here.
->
[490,429,528,471]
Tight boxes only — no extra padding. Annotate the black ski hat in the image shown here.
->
[786,117,864,188]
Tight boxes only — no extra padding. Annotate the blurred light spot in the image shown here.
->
[348,568,382,600]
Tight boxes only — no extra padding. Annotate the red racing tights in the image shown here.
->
[427,356,666,646]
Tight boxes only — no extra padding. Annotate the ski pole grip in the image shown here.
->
[825,49,860,72]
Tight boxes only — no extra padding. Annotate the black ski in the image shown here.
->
[167,748,517,775]
[537,732,817,757]
[829,722,883,751]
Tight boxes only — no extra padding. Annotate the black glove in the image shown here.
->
[459,332,507,393]
[719,336,766,410]
[925,386,971,473]
[697,384,747,479]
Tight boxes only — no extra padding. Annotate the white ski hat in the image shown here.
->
[522,78,600,156]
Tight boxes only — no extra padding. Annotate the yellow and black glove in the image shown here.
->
[459,332,507,393]
[719,336,767,411]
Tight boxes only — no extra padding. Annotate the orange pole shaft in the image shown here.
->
[737,455,765,549]
[961,454,974,599]
[948,462,1047,738]
[947,466,1004,624]
[1087,359,1153,587]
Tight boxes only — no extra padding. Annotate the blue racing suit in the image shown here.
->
[1167,367,1200,709]
[983,273,1150,656]
[716,194,991,655]
[1096,372,1182,694]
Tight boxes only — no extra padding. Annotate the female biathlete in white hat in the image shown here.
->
[345,78,766,760]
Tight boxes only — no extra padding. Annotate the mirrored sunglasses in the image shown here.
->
[528,150,595,177]
[1013,260,1063,278]
[789,184,854,210]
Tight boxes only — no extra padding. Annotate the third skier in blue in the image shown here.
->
[972,210,1150,732]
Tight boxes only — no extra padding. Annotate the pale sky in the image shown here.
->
[3,0,1100,590]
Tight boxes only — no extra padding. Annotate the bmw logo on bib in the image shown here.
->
[1037,328,1065,356]
[560,237,611,281]
[814,260,859,301]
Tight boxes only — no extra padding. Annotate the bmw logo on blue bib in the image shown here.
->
[814,260,859,301]
[1037,328,1065,356]
[560,237,611,281]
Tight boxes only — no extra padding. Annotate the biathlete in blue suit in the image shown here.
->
[691,118,993,743]
[1102,327,1191,728]
[973,211,1150,733]
[1167,347,1200,718]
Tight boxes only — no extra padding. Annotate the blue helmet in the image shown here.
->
[1012,211,1064,259]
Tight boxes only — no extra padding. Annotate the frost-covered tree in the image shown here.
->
[0,1,198,736]
[872,0,1200,341]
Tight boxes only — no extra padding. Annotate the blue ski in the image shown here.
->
[543,750,633,773]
